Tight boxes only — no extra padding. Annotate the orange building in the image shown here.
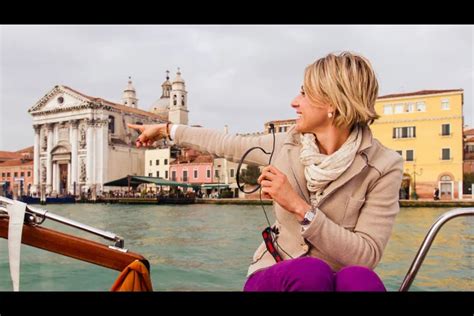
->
[0,146,34,196]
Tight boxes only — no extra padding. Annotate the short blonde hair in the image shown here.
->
[304,51,380,128]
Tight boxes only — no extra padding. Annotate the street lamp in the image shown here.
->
[410,163,423,200]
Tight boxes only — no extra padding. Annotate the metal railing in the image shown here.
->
[399,207,474,291]
[0,196,124,248]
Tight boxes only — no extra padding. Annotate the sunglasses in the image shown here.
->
[262,226,283,263]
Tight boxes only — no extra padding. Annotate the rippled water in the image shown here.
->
[0,204,472,291]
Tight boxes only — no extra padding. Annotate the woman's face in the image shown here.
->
[291,86,332,133]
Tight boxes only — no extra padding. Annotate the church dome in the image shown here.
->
[150,97,169,114]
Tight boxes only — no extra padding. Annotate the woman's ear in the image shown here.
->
[327,104,335,113]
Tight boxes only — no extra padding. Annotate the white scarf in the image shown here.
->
[299,126,362,204]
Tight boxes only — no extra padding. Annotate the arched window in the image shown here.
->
[440,175,452,181]
[173,94,177,106]
[108,116,115,134]
[181,95,185,106]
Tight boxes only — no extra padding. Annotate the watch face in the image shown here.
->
[305,211,315,221]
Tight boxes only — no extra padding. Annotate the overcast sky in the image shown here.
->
[1,25,472,151]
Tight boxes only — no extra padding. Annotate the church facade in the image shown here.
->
[28,70,189,197]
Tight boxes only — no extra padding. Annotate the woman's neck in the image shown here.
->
[312,125,351,155]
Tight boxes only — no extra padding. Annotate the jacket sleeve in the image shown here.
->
[173,125,282,166]
[301,155,403,269]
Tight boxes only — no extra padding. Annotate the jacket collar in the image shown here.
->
[286,125,373,204]
[284,124,373,154]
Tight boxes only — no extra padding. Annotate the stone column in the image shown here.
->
[458,181,463,200]
[52,162,57,194]
[46,123,54,194]
[70,120,79,195]
[102,119,110,192]
[32,124,41,194]
[86,119,95,189]
[96,119,107,193]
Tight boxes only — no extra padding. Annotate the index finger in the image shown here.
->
[127,123,145,132]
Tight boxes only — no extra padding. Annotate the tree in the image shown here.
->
[240,165,260,185]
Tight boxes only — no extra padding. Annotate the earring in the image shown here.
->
[328,112,333,118]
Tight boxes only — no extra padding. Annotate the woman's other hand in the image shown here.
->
[127,123,168,148]
[258,165,310,221]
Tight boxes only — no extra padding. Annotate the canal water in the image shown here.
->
[0,204,472,291]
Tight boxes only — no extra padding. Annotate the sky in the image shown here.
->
[0,25,472,151]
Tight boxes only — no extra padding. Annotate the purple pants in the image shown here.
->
[243,257,386,291]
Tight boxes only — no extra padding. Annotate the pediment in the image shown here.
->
[51,142,71,154]
[28,85,91,114]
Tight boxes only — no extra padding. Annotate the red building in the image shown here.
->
[464,128,474,173]
[0,146,34,196]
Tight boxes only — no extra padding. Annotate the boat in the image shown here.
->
[0,196,151,291]
[0,196,472,292]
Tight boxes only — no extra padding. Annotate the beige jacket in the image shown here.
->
[173,124,403,277]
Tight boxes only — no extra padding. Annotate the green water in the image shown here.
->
[0,204,472,291]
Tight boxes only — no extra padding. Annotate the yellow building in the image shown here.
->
[371,89,464,200]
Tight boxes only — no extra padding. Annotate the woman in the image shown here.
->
[128,52,403,291]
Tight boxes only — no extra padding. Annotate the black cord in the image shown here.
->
[235,123,293,260]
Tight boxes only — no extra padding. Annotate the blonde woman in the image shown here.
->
[128,52,403,291]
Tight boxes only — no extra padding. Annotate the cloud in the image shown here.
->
[0,25,472,150]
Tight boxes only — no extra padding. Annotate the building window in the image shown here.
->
[108,116,115,134]
[164,159,168,165]
[20,172,24,177]
[468,145,474,153]
[194,170,198,179]
[393,126,416,139]
[1,173,4,178]
[165,171,168,179]
[27,171,31,177]
[148,173,153,177]
[406,150,414,162]
[149,160,152,166]
[156,159,160,165]
[181,95,185,106]
[183,170,188,182]
[383,105,393,115]
[416,102,426,112]
[441,124,450,136]
[207,169,211,178]
[441,99,450,110]
[14,172,18,178]
[440,175,452,181]
[394,104,404,114]
[171,171,176,181]
[7,172,10,177]
[215,170,219,178]
[442,148,451,160]
[156,171,160,178]
[396,150,402,156]
[406,103,415,112]
[230,169,235,178]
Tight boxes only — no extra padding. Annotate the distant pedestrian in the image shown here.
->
[433,187,440,200]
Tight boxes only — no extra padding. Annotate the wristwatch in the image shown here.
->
[299,207,317,225]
